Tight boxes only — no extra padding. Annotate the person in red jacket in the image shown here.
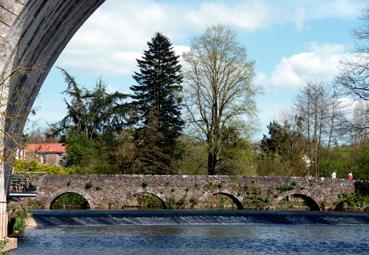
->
[347,171,353,181]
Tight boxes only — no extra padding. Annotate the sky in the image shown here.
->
[26,0,369,141]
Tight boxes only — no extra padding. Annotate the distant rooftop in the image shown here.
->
[25,143,66,154]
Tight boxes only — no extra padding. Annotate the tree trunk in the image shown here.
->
[208,152,217,175]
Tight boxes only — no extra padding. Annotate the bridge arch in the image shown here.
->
[50,192,90,210]
[202,192,243,210]
[271,190,320,211]
[125,191,167,209]
[46,188,95,210]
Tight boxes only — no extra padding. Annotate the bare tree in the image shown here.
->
[182,25,258,175]
[295,82,349,176]
[337,7,369,100]
[352,101,369,143]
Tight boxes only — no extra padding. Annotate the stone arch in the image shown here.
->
[1,0,106,193]
[0,0,105,155]
[203,192,243,210]
[50,192,90,210]
[46,188,95,209]
[125,191,167,209]
[271,190,320,211]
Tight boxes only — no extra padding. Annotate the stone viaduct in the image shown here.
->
[0,0,106,239]
[15,174,364,212]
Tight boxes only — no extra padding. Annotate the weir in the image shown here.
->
[31,210,369,227]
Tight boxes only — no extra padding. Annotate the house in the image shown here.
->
[20,143,66,165]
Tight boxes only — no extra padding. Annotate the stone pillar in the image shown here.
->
[0,163,8,239]
[0,203,7,239]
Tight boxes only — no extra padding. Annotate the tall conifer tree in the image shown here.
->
[131,32,184,174]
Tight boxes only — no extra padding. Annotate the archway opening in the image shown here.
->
[204,193,243,210]
[50,192,90,210]
[125,192,166,209]
[276,194,320,211]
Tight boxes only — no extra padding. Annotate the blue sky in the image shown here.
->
[26,0,368,140]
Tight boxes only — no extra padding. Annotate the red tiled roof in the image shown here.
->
[25,143,66,154]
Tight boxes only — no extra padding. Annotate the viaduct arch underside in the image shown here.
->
[0,0,106,190]
[0,0,106,238]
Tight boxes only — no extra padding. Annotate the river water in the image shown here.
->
[11,210,369,255]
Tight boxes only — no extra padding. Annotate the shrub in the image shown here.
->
[26,199,46,209]
[13,159,68,174]
[142,181,148,189]
[50,193,90,210]
[189,197,198,207]
[136,193,163,208]
[85,181,92,189]
[7,204,28,237]
[0,239,8,255]
[277,182,297,193]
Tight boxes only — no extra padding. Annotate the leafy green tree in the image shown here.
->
[177,136,208,175]
[13,159,68,174]
[135,110,174,174]
[258,120,307,176]
[260,121,287,155]
[353,143,369,180]
[98,130,138,174]
[52,68,131,140]
[50,68,133,173]
[319,145,356,178]
[218,126,257,176]
[63,130,99,171]
[131,33,184,174]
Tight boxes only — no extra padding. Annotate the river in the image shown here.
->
[11,210,369,255]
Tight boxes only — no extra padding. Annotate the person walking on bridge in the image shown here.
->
[347,171,353,181]
[331,171,336,180]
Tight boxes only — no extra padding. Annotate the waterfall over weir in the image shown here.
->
[31,210,369,227]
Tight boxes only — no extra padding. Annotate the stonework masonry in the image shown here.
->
[16,174,366,211]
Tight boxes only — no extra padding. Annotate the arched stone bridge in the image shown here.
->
[17,174,368,211]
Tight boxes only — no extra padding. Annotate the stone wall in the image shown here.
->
[0,0,28,44]
[16,175,362,211]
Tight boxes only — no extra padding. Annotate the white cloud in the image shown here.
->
[185,1,279,31]
[272,0,365,21]
[57,0,186,75]
[55,0,367,76]
[56,0,281,75]
[294,7,305,31]
[310,0,366,19]
[269,43,351,89]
